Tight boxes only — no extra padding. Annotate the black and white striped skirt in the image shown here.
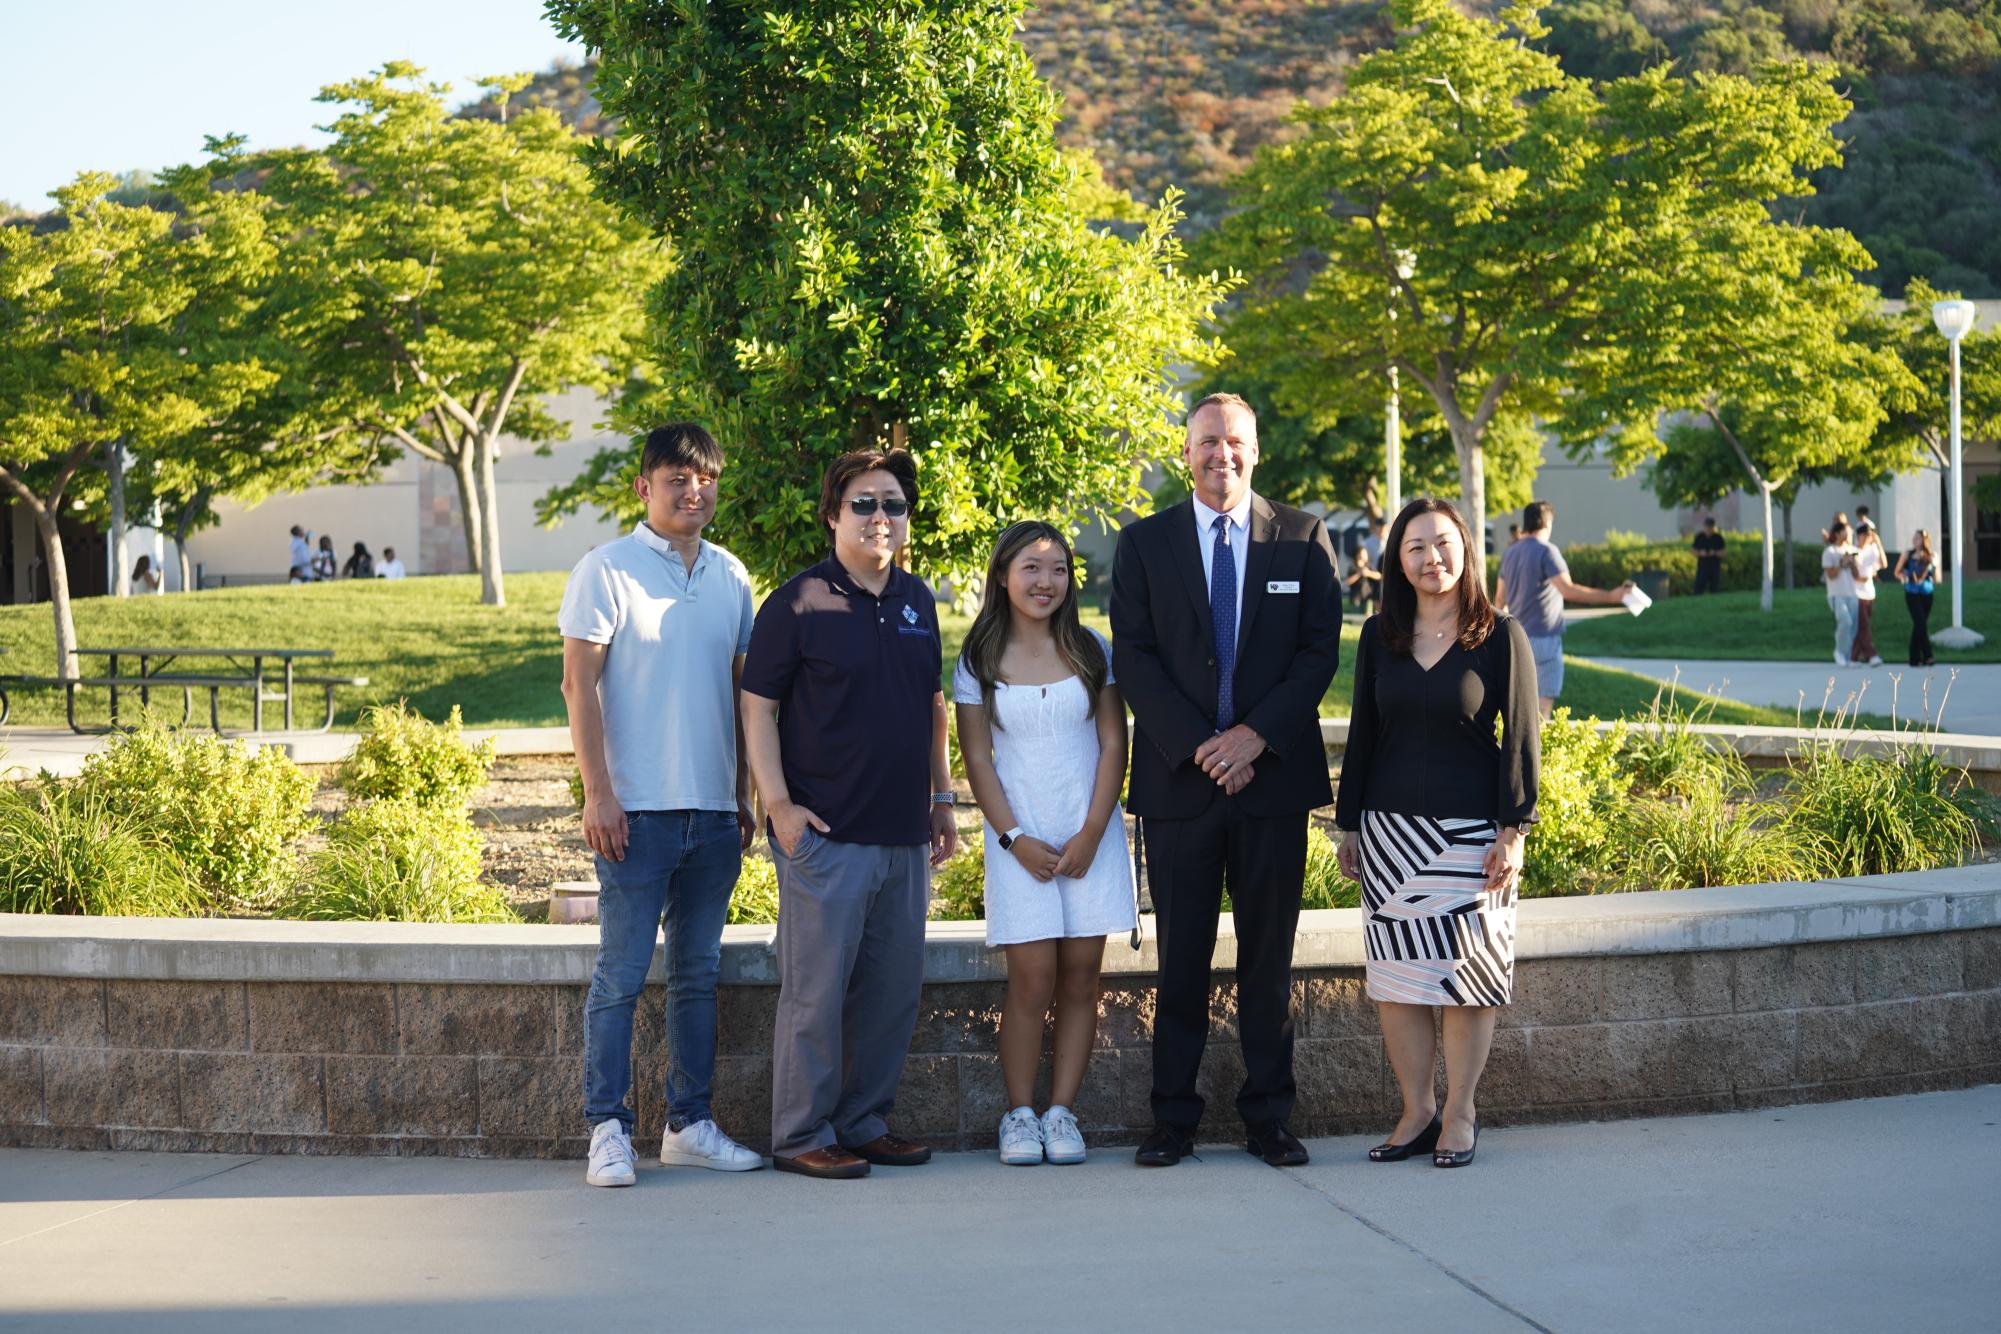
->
[1359,811,1516,1007]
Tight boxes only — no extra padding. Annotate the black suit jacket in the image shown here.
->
[1110,495,1341,820]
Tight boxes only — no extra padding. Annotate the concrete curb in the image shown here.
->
[5,862,1994,987]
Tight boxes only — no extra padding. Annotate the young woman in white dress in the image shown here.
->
[955,521,1136,1166]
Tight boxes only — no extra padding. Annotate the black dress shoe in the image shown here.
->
[1134,1125,1193,1167]
[1367,1114,1442,1163]
[1245,1122,1309,1167]
[1433,1121,1480,1169]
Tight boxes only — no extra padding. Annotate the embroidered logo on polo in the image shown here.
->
[902,605,918,624]
[897,602,932,637]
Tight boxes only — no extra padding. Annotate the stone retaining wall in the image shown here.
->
[2,867,1996,1157]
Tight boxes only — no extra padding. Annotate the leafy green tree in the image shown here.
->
[540,0,1232,586]
[1175,366,1540,525]
[0,174,273,675]
[252,64,665,607]
[1206,0,1892,577]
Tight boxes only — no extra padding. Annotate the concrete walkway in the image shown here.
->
[1578,657,2001,737]
[2,1086,1995,1332]
[0,725,571,780]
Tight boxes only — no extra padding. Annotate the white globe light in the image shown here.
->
[1932,299,1977,341]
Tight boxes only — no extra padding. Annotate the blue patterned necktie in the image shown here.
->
[1211,514,1236,730]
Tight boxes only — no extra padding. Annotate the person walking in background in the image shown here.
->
[1822,520,1861,667]
[129,555,162,596]
[1336,497,1540,1170]
[1691,517,1726,595]
[740,448,958,1181]
[342,542,375,579]
[311,534,337,582]
[1492,501,1633,718]
[287,525,312,581]
[559,423,763,1188]
[955,521,1133,1167]
[1894,530,1938,667]
[377,547,407,579]
[1346,545,1383,612]
[1110,391,1341,1170]
[1851,524,1886,667]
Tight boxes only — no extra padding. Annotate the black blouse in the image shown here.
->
[1333,614,1541,830]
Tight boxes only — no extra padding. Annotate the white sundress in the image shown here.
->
[952,633,1137,947]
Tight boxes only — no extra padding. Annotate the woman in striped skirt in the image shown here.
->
[1334,498,1541,1169]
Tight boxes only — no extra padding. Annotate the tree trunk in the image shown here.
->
[172,489,209,595]
[1446,423,1488,583]
[107,439,128,598]
[476,431,506,607]
[453,449,484,576]
[1757,484,1776,612]
[32,505,79,681]
[1781,500,1795,590]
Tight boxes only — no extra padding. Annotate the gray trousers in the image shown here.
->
[769,829,929,1158]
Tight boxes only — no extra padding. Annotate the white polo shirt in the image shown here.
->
[558,524,755,812]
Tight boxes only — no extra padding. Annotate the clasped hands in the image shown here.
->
[1009,824,1104,883]
[1194,724,1264,796]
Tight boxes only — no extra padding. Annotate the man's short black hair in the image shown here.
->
[641,422,725,477]
[1703,516,1718,527]
[819,448,919,531]
[1522,500,1554,533]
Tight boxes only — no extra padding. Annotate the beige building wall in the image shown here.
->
[185,388,629,584]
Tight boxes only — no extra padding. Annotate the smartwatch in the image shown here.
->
[997,826,1025,850]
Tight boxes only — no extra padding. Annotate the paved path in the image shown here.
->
[1578,657,2001,737]
[2,1087,1995,1332]
[0,726,571,780]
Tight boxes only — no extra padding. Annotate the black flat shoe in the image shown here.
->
[1134,1124,1193,1167]
[1367,1114,1442,1163]
[1245,1121,1309,1167]
[1433,1121,1479,1169]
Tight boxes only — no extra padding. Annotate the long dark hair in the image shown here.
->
[959,521,1106,730]
[1379,497,1496,655]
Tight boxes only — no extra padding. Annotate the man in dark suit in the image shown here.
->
[1111,391,1341,1167]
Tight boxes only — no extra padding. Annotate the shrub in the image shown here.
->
[1521,709,1633,897]
[0,778,205,916]
[1300,827,1359,910]
[730,853,780,925]
[73,723,315,909]
[1558,534,1824,596]
[338,702,496,808]
[282,798,512,923]
[931,836,987,921]
[1621,684,1752,800]
[1619,787,1815,890]
[1783,742,1983,878]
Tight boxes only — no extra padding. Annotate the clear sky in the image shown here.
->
[0,0,585,209]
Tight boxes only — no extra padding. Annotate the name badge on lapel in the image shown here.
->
[1267,580,1300,594]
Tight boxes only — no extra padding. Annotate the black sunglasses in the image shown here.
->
[848,496,910,517]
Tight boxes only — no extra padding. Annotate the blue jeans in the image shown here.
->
[1829,595,1858,661]
[584,809,741,1131]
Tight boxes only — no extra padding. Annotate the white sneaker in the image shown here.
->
[1869,655,1884,666]
[1834,653,1850,667]
[586,1120,636,1187]
[1041,1106,1087,1165]
[660,1118,765,1171]
[998,1107,1044,1165]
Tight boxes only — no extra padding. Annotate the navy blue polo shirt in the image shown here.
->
[741,557,942,846]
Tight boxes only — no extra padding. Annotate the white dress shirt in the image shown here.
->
[1192,492,1252,648]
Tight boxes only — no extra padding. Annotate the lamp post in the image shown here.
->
[1384,251,1415,522]
[1931,299,1985,649]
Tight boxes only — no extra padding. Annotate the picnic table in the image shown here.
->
[0,646,368,735]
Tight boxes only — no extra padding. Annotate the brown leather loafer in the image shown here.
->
[772,1146,870,1179]
[845,1133,931,1166]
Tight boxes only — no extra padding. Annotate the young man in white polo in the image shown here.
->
[559,422,764,1187]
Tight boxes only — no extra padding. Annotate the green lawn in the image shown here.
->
[1562,581,2001,664]
[0,575,1821,733]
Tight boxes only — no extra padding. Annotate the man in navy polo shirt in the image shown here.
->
[740,448,960,1180]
